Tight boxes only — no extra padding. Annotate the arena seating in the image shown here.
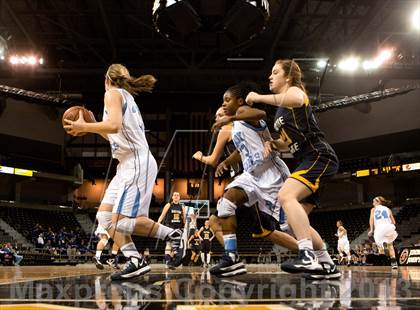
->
[0,227,14,244]
[0,206,86,247]
[394,204,420,246]
[2,203,418,264]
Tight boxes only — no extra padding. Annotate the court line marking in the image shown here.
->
[0,266,414,286]
[0,304,91,310]
[1,270,290,286]
[0,270,110,286]
[0,297,419,303]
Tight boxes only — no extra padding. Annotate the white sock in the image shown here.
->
[154,224,173,240]
[201,253,205,263]
[120,242,141,259]
[223,234,237,253]
[297,238,313,251]
[206,253,211,264]
[315,250,334,264]
[95,251,102,259]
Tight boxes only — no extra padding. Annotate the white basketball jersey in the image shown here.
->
[373,205,392,226]
[103,88,151,161]
[231,120,272,174]
[337,227,348,242]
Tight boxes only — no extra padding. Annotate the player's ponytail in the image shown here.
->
[375,196,392,207]
[106,64,157,95]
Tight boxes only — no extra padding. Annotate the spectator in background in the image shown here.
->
[37,234,44,249]
[3,243,23,266]
[371,242,379,255]
[45,240,53,252]
[356,244,367,265]
[257,247,264,264]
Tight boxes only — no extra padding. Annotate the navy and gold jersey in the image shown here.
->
[165,203,183,229]
[191,236,201,247]
[274,94,339,194]
[200,227,213,241]
[273,95,336,160]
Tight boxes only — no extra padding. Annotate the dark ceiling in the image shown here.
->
[0,0,419,102]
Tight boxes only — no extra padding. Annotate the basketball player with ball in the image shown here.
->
[63,64,184,280]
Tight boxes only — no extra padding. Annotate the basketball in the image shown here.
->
[62,106,95,136]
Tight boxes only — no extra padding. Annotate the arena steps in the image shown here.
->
[0,218,33,249]
[75,213,95,235]
[0,227,14,244]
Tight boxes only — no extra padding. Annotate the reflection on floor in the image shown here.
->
[0,264,419,309]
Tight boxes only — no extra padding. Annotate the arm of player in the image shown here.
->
[192,125,231,167]
[197,227,204,241]
[87,110,109,141]
[337,227,343,239]
[389,209,396,225]
[270,138,290,152]
[64,90,123,136]
[182,206,187,226]
[368,208,374,236]
[157,203,171,224]
[187,235,194,245]
[246,86,306,108]
[211,106,266,131]
[233,105,266,122]
[210,228,215,241]
[215,150,241,177]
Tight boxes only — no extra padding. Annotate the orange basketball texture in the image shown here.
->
[62,106,95,136]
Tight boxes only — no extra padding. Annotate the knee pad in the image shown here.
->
[216,198,237,218]
[114,217,136,234]
[97,211,112,231]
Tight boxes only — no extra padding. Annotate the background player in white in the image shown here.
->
[368,196,398,269]
[336,220,351,266]
[184,207,198,239]
[64,64,183,280]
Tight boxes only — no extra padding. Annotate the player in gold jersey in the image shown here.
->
[246,59,340,279]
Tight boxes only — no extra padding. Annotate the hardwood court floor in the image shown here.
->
[0,264,419,309]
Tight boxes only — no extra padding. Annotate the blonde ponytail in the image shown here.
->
[106,64,157,95]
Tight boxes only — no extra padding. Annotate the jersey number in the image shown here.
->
[375,210,388,220]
